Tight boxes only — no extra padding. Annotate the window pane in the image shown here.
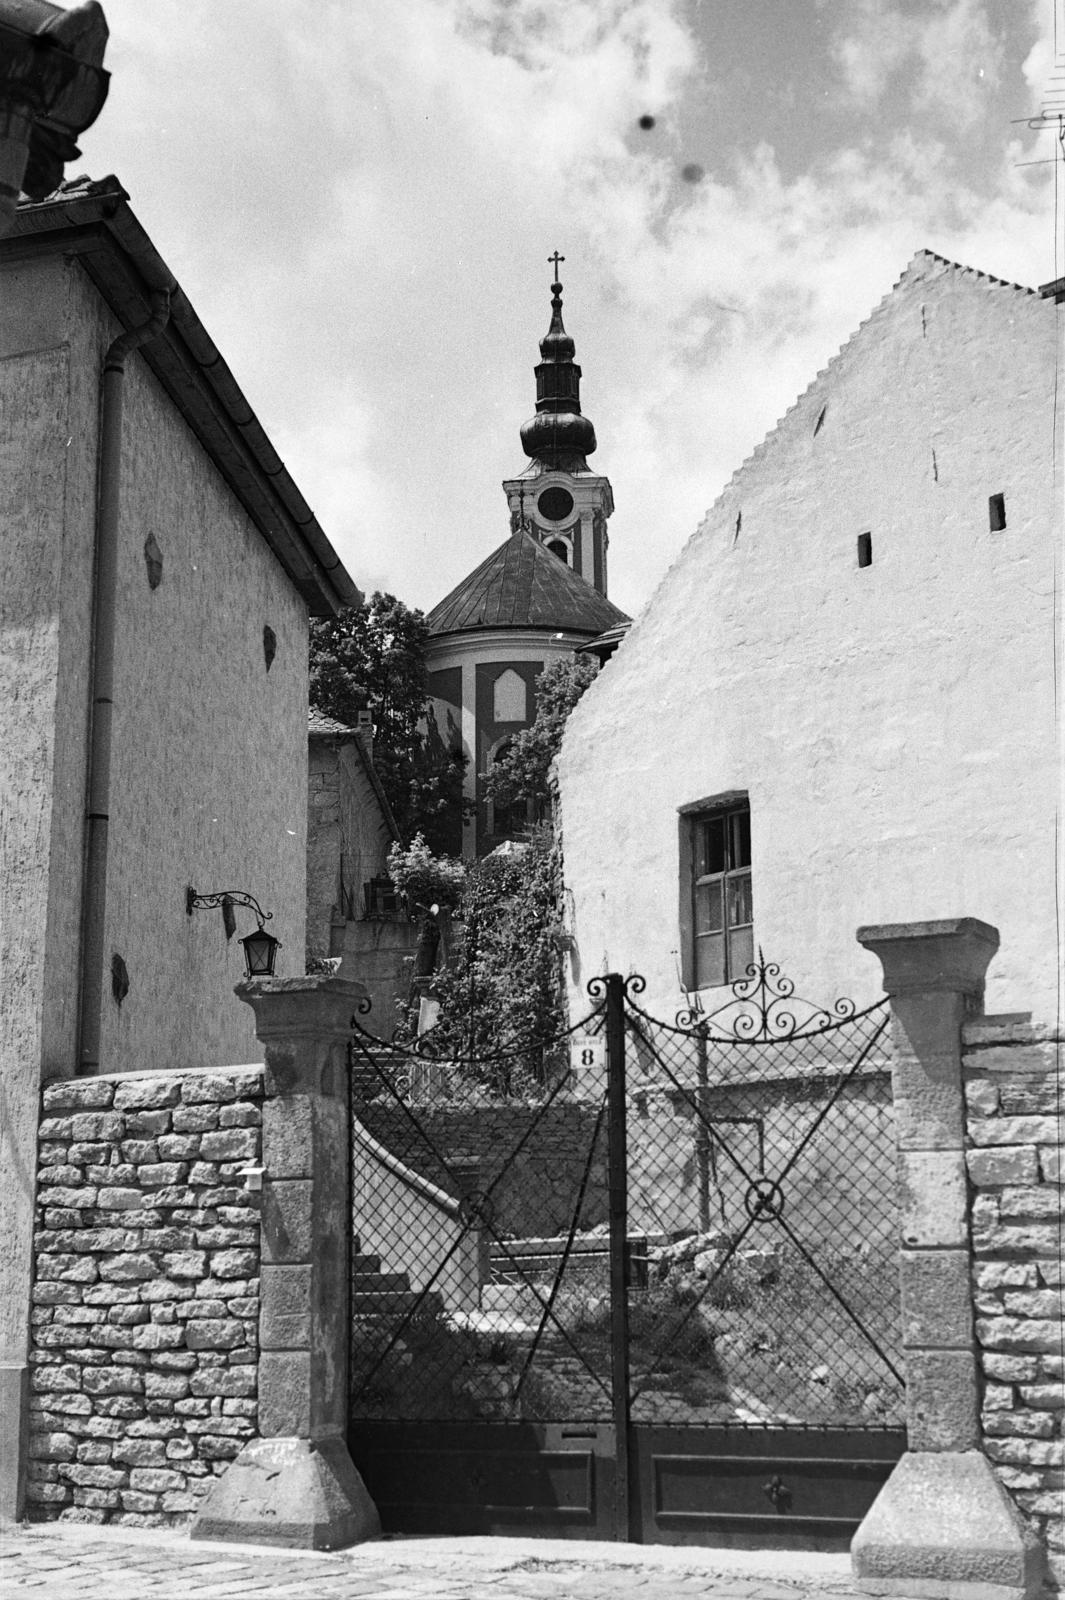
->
[730,924,754,980]
[695,932,725,988]
[727,870,752,928]
[694,880,723,934]
[696,816,726,877]
[729,808,751,869]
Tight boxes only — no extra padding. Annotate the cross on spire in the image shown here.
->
[548,251,565,284]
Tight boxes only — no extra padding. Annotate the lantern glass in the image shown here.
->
[240,926,279,977]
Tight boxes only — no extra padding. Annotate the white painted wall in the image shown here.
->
[558,255,1061,1026]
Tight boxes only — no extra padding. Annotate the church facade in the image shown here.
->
[426,271,628,856]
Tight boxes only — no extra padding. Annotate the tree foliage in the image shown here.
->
[485,654,598,816]
[415,828,568,1095]
[309,592,464,849]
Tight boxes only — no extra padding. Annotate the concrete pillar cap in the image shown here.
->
[857,918,999,998]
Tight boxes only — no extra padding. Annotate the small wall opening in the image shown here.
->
[263,624,277,670]
[857,532,872,569]
[988,493,1006,532]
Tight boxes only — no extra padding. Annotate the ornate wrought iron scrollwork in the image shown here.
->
[675,949,858,1042]
[623,972,646,1001]
[585,974,609,1004]
[744,1176,785,1223]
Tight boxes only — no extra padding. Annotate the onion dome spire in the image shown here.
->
[519,254,597,467]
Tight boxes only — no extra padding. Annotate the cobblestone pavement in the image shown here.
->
[0,1522,872,1600]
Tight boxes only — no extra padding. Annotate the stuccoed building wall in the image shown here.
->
[557,254,1060,1026]
[0,178,358,1523]
[1,250,310,1082]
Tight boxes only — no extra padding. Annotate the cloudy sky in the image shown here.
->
[77,0,1059,619]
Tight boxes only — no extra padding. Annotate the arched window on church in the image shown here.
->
[546,539,569,565]
[493,668,527,723]
[487,736,529,842]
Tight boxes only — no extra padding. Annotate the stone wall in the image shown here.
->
[963,1018,1064,1587]
[27,1066,264,1526]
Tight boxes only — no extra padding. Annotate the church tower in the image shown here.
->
[504,258,614,590]
[426,263,628,857]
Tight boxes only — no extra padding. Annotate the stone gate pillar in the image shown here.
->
[852,919,1039,1600]
[191,975,380,1550]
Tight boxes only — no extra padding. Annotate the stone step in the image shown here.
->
[350,1253,382,1274]
[351,1271,410,1293]
[350,1288,428,1315]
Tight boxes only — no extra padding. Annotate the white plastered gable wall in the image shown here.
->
[558,252,1061,1026]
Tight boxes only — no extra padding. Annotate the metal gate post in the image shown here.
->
[605,973,633,1542]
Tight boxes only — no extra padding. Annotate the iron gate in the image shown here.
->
[345,958,905,1547]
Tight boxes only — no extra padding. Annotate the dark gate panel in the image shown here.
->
[619,961,904,1544]
[345,1007,623,1536]
[345,958,905,1547]
[632,1427,902,1550]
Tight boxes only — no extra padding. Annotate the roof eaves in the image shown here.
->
[6,179,359,618]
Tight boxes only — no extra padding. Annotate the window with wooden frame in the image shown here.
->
[679,795,753,989]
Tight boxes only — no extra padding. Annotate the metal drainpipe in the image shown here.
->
[77,288,173,1074]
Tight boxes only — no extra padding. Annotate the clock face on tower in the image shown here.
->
[537,486,574,523]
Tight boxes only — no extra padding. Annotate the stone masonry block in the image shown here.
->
[172,1107,219,1134]
[210,1249,258,1279]
[261,1180,313,1262]
[998,1185,1063,1219]
[1041,1148,1063,1183]
[43,1082,116,1111]
[260,1265,311,1350]
[900,1250,973,1349]
[979,1223,1061,1255]
[262,1098,314,1178]
[120,1141,159,1163]
[974,1262,1039,1291]
[112,1080,181,1111]
[70,1113,125,1141]
[982,1352,1039,1381]
[1003,1289,1063,1317]
[94,1188,148,1211]
[1019,1383,1065,1408]
[184,1320,243,1351]
[187,1366,255,1399]
[897,1151,967,1247]
[199,1129,258,1162]
[257,1350,310,1436]
[976,1317,1063,1353]
[964,1077,1000,1116]
[905,1350,980,1450]
[138,1163,189,1188]
[968,1114,1060,1147]
[88,1164,138,1186]
[965,1145,1040,1187]
[219,1104,260,1129]
[182,1072,263,1105]
[39,1187,97,1209]
[124,1111,171,1137]
[98,1254,158,1283]
[983,1412,1055,1439]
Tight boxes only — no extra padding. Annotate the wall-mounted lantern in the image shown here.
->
[186,887,281,979]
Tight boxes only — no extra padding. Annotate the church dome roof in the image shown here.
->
[427,528,629,639]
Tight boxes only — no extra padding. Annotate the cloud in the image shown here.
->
[79,0,1054,621]
[830,0,1004,128]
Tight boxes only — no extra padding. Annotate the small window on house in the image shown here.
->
[857,531,872,568]
[685,799,753,989]
[263,624,277,669]
[547,539,569,564]
[988,493,1006,532]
